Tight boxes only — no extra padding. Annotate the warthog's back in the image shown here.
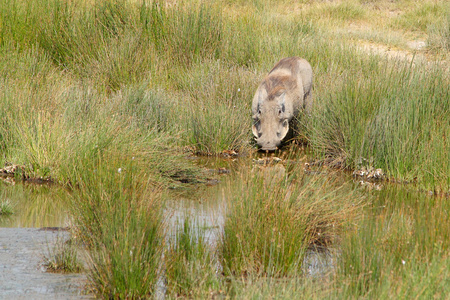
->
[266,57,313,114]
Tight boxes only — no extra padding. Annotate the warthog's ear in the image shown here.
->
[280,119,289,140]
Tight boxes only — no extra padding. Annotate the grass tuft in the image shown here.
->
[220,163,362,277]
[308,58,449,191]
[0,199,14,216]
[43,234,83,273]
[70,154,164,298]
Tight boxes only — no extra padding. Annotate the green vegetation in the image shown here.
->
[43,234,83,273]
[1,0,448,188]
[221,165,362,277]
[69,155,165,298]
[165,217,220,298]
[392,2,448,32]
[0,199,13,216]
[309,59,449,191]
[334,187,450,298]
[0,0,448,298]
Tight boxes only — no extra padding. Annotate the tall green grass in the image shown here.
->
[199,183,450,299]
[392,2,448,32]
[335,186,450,298]
[0,45,201,185]
[0,0,257,159]
[309,58,450,191]
[70,154,164,298]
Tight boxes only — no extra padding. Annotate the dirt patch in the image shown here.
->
[357,41,428,62]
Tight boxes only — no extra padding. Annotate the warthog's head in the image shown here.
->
[252,90,291,151]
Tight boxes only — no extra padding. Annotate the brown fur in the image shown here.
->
[252,57,313,151]
[268,57,301,75]
[262,76,298,101]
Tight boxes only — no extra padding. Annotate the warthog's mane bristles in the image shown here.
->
[262,75,297,101]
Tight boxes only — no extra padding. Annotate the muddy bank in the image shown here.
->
[0,163,54,185]
[0,228,91,299]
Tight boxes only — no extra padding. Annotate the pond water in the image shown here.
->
[0,182,72,228]
[0,180,91,299]
[165,153,346,277]
[0,151,433,298]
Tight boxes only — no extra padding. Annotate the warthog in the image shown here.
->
[252,57,313,151]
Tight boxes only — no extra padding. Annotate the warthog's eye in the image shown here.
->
[258,109,262,115]
[278,109,282,115]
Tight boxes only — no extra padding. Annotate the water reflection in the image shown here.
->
[0,181,71,228]
[165,152,344,278]
[165,182,226,248]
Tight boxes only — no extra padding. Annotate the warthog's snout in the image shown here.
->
[260,146,278,152]
[258,139,280,152]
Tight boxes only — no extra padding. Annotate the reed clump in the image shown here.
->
[309,59,450,191]
[43,234,83,273]
[69,154,165,298]
[220,163,363,277]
